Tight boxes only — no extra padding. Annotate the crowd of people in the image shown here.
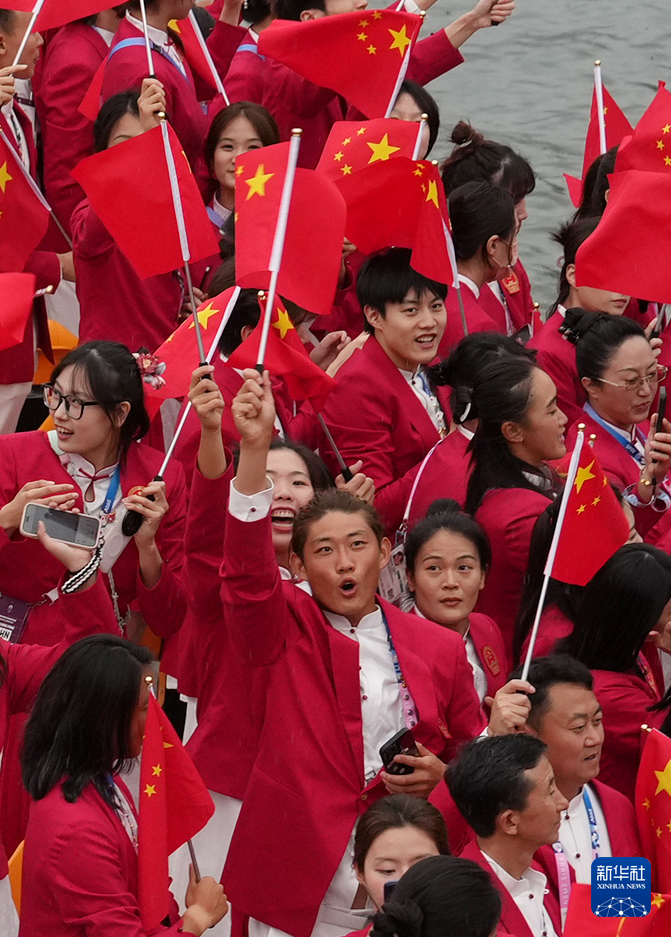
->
[0,0,669,935]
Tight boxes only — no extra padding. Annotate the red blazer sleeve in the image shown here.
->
[502,498,545,577]
[71,198,115,261]
[406,29,464,85]
[205,20,246,79]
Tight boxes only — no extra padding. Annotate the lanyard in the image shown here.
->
[584,403,646,468]
[637,651,660,698]
[382,612,418,730]
[100,465,122,524]
[553,786,601,923]
[108,37,189,82]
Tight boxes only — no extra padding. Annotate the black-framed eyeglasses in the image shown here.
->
[42,384,101,420]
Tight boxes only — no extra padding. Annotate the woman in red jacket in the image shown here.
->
[557,544,671,802]
[464,356,567,660]
[19,634,228,937]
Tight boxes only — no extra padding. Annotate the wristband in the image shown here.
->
[61,543,103,594]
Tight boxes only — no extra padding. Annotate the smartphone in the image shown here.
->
[379,728,419,776]
[383,881,399,904]
[20,503,100,548]
[658,386,667,432]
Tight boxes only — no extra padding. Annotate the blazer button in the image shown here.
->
[361,792,368,801]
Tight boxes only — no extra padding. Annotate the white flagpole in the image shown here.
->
[138,0,157,76]
[384,13,423,118]
[256,129,302,370]
[594,60,607,155]
[521,427,586,681]
[411,114,428,161]
[187,9,229,104]
[440,188,466,336]
[11,0,45,67]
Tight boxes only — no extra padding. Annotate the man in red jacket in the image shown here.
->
[448,735,567,937]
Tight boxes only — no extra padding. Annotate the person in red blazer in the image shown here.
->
[319,248,450,535]
[465,356,567,660]
[35,11,124,237]
[19,635,228,937]
[405,505,508,710]
[219,367,484,937]
[448,735,566,937]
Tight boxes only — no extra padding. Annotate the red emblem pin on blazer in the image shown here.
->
[482,646,501,676]
[437,720,452,739]
[501,269,520,295]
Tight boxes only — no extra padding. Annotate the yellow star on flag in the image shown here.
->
[643,798,651,810]
[668,820,671,833]
[652,894,666,908]
[152,764,163,776]
[272,307,294,339]
[163,740,174,748]
[388,24,411,58]
[341,164,352,175]
[425,179,439,208]
[664,124,671,134]
[144,784,157,798]
[665,156,671,167]
[357,31,367,40]
[367,44,376,54]
[372,10,382,18]
[654,758,671,797]
[169,19,182,33]
[236,165,244,176]
[576,504,586,514]
[189,302,220,330]
[657,140,665,150]
[657,826,663,838]
[574,460,596,494]
[333,151,344,162]
[367,133,401,163]
[0,161,12,193]
[414,165,424,176]
[592,495,601,507]
[244,163,275,200]
[356,127,367,135]
[342,137,352,146]
[359,18,368,26]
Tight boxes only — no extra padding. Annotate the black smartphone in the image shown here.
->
[20,503,100,548]
[379,728,419,776]
[658,386,667,432]
[383,881,399,903]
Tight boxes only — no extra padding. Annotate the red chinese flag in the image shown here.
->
[574,169,671,304]
[0,137,50,274]
[563,884,671,936]
[71,123,218,280]
[636,728,671,894]
[138,694,214,932]
[615,82,671,174]
[337,157,454,285]
[10,0,113,30]
[169,12,220,94]
[564,84,633,207]
[551,443,629,586]
[228,294,335,411]
[235,144,346,316]
[0,272,36,351]
[258,10,422,118]
[316,118,419,183]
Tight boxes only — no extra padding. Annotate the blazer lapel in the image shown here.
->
[326,624,366,783]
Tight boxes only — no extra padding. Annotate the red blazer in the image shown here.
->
[519,602,574,665]
[310,251,368,341]
[406,427,471,527]
[20,778,182,937]
[319,336,449,533]
[217,28,267,104]
[469,612,509,699]
[35,23,109,236]
[477,261,535,335]
[459,840,562,937]
[439,281,498,357]
[528,312,585,427]
[0,431,187,645]
[221,509,485,937]
[534,779,642,907]
[592,667,666,802]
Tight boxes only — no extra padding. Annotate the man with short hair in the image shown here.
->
[448,735,567,937]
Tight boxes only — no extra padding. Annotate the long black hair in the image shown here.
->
[547,217,600,316]
[22,635,154,806]
[93,91,141,152]
[441,120,535,204]
[395,80,440,156]
[447,181,516,262]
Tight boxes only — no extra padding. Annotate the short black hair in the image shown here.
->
[357,247,448,335]
[218,289,261,357]
[405,503,491,573]
[291,488,384,560]
[441,121,535,204]
[510,654,594,732]
[94,91,141,152]
[447,180,516,262]
[272,0,325,19]
[395,80,440,156]
[446,735,547,838]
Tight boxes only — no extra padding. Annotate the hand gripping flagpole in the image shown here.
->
[594,60,607,156]
[521,426,586,681]
[11,0,45,67]
[255,129,302,372]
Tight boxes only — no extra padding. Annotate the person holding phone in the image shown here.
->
[218,368,484,937]
[0,340,187,856]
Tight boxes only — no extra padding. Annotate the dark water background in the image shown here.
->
[419,0,669,308]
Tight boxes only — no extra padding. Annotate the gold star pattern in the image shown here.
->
[643,798,651,810]
[657,826,663,838]
[574,460,596,494]
[413,164,424,176]
[356,127,367,136]
[272,307,294,339]
[367,133,401,163]
[333,151,344,162]
[665,156,671,167]
[664,124,671,134]
[235,165,244,176]
[654,758,671,797]
[144,784,157,798]
[244,163,275,200]
[357,31,367,40]
[388,24,411,58]
[359,18,368,26]
[652,894,666,908]
[603,105,608,115]
[372,10,382,18]
[425,179,439,208]
[592,496,601,507]
[341,164,352,175]
[657,140,665,150]
[342,137,352,146]
[668,820,671,833]
[189,302,220,330]
[152,764,163,777]
[577,504,586,515]
[367,44,376,54]
[0,161,12,193]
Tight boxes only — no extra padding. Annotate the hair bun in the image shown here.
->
[559,308,608,346]
[450,120,483,148]
[452,383,475,424]
[426,498,461,518]
[372,899,424,937]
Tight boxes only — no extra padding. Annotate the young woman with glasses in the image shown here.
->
[563,310,671,538]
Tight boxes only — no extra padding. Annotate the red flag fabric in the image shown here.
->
[564,84,633,207]
[228,294,335,411]
[616,83,671,174]
[235,143,347,316]
[138,693,214,932]
[337,156,455,285]
[169,12,221,94]
[551,441,629,586]
[0,272,36,350]
[636,728,671,894]
[11,0,113,31]
[71,123,218,280]
[573,169,671,304]
[0,136,50,274]
[258,10,422,119]
[563,884,671,936]
[316,118,419,183]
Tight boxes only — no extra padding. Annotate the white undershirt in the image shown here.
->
[458,273,480,298]
[93,25,115,46]
[483,850,558,937]
[557,783,611,884]
[1,101,29,169]
[399,368,446,436]
[413,605,487,702]
[126,11,186,75]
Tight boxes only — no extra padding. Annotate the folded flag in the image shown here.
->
[11,0,113,31]
[616,82,671,174]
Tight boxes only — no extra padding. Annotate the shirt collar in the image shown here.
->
[457,424,474,441]
[93,25,115,46]
[324,605,383,633]
[458,274,480,299]
[412,603,471,641]
[126,11,169,48]
[483,851,548,898]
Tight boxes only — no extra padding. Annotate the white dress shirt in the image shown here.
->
[458,273,480,298]
[484,851,558,937]
[413,605,487,703]
[399,368,446,436]
[1,100,29,169]
[557,783,611,884]
[93,25,115,46]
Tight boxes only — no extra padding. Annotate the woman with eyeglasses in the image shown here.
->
[0,340,187,853]
[563,310,671,538]
[438,181,517,356]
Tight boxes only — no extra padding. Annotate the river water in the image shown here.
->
[419,0,669,308]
